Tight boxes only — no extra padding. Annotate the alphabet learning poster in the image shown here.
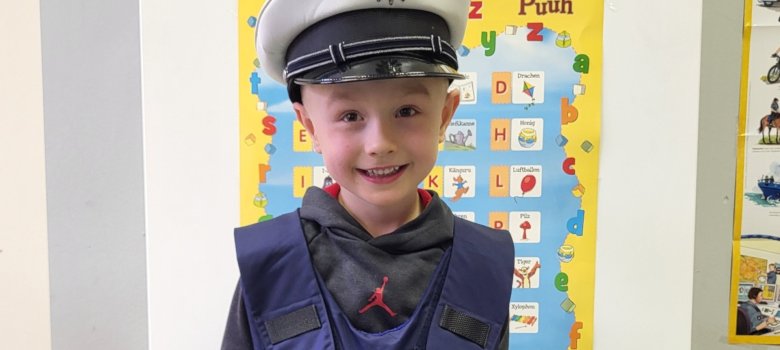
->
[730,0,780,343]
[238,1,603,349]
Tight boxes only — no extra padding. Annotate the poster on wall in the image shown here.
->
[238,1,603,349]
[729,0,780,344]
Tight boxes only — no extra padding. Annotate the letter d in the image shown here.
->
[496,81,507,94]
[567,209,584,236]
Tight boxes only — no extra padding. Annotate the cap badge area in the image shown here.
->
[375,59,404,75]
[377,0,404,5]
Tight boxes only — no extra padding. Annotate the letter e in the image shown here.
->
[555,272,569,292]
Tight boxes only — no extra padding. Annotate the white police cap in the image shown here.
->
[256,0,469,98]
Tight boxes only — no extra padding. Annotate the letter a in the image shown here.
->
[573,54,590,74]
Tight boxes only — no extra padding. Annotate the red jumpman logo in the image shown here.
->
[358,276,397,317]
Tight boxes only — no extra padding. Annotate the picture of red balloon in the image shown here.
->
[521,175,536,195]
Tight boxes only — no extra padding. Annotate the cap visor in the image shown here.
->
[292,55,465,85]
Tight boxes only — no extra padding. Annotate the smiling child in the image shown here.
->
[222,1,515,349]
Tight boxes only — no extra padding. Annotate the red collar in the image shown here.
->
[322,184,432,208]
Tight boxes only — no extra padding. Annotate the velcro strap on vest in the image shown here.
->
[439,304,490,348]
[264,305,322,344]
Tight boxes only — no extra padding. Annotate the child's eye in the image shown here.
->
[397,106,418,118]
[340,112,362,122]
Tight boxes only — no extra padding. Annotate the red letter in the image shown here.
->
[494,127,507,142]
[527,22,543,41]
[298,129,308,143]
[262,115,277,136]
[427,175,439,188]
[496,81,507,94]
[563,157,575,175]
[493,221,504,229]
[469,1,483,19]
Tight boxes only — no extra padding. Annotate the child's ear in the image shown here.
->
[438,88,461,142]
[292,102,321,153]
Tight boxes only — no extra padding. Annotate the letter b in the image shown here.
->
[561,97,578,125]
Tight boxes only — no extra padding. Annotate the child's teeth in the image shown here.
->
[367,166,400,176]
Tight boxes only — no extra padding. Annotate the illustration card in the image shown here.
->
[513,257,541,289]
[443,166,476,201]
[444,119,477,151]
[511,71,545,104]
[511,118,544,151]
[509,302,539,334]
[510,165,543,197]
[509,211,542,243]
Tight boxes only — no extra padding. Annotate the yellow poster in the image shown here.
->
[729,0,780,343]
[238,1,602,348]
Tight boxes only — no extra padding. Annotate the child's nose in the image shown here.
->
[364,119,397,157]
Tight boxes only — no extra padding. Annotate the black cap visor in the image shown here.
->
[293,55,465,85]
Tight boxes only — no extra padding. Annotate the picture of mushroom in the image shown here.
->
[520,220,532,240]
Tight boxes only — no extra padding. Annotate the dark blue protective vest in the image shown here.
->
[235,211,513,349]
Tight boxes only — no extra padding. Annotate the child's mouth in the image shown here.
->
[359,165,406,178]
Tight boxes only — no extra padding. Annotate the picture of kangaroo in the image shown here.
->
[451,175,470,202]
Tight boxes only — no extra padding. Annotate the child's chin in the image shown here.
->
[359,189,416,205]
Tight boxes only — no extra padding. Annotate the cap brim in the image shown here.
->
[292,55,465,85]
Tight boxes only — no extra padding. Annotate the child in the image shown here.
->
[222,1,515,349]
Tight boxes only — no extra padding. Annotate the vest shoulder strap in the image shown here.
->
[428,217,514,349]
[234,211,335,349]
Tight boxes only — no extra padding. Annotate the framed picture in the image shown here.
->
[739,283,754,302]
[764,284,777,302]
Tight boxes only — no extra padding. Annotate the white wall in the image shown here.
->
[595,1,701,349]
[140,0,240,348]
[0,0,52,349]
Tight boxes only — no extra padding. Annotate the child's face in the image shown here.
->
[293,77,459,211]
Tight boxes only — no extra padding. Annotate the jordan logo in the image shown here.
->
[359,276,397,317]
